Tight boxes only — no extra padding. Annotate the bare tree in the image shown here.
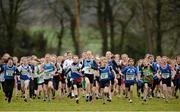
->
[62,0,81,55]
[75,0,81,55]
[155,0,162,55]
[0,0,30,54]
[97,0,108,54]
[46,0,65,55]
[117,6,136,53]
[141,0,153,53]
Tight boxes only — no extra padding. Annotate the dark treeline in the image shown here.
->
[0,0,180,59]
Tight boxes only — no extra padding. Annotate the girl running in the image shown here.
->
[18,57,32,102]
[65,55,82,104]
[120,54,129,97]
[33,59,44,100]
[114,54,121,97]
[0,57,19,103]
[159,56,173,102]
[82,51,98,102]
[141,59,154,103]
[105,51,118,101]
[121,58,138,103]
[98,57,113,104]
[42,54,56,101]
[63,51,73,98]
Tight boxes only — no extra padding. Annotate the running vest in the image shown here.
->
[142,66,153,83]
[160,64,171,79]
[35,65,44,84]
[55,63,62,76]
[108,60,117,78]
[124,66,137,83]
[99,66,111,81]
[83,60,95,74]
[19,65,31,80]
[43,63,54,79]
[70,63,82,79]
[3,65,17,80]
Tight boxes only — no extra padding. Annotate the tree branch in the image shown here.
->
[0,0,8,25]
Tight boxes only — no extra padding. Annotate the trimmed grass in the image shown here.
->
[0,89,180,111]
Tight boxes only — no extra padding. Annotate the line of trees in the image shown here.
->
[0,0,179,58]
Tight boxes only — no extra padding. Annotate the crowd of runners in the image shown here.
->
[0,51,179,104]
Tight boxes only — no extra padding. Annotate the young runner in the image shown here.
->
[141,59,154,103]
[151,56,162,98]
[36,58,46,100]
[136,59,144,98]
[114,54,121,97]
[94,56,101,99]
[121,58,138,103]
[82,51,98,102]
[120,54,129,97]
[159,56,173,102]
[0,57,19,103]
[174,56,180,98]
[18,57,32,102]
[65,55,82,104]
[98,57,113,104]
[105,51,118,101]
[28,57,36,99]
[0,57,6,98]
[63,51,74,98]
[42,54,56,101]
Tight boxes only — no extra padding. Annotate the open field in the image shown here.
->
[0,88,180,111]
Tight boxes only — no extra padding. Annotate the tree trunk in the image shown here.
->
[109,18,115,53]
[0,0,25,55]
[70,17,80,55]
[75,0,81,55]
[97,0,108,55]
[119,25,125,53]
[156,0,162,55]
[142,0,153,54]
[105,0,115,53]
[170,33,179,56]
[57,19,64,55]
[118,7,135,53]
[62,0,81,55]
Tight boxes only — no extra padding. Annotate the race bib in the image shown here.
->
[6,70,14,76]
[21,70,29,75]
[126,75,134,80]
[162,73,170,79]
[100,73,108,79]
[38,74,44,84]
[44,70,52,79]
[39,74,44,79]
[72,66,79,72]
[143,71,153,76]
[84,67,94,74]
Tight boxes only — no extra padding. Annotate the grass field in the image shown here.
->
[0,89,180,111]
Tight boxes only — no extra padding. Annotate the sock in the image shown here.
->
[71,92,75,97]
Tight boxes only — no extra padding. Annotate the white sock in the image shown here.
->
[71,92,75,97]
